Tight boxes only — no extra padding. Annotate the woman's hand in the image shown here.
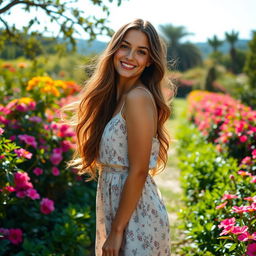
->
[102,229,124,256]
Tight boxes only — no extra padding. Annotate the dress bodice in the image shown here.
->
[98,87,160,169]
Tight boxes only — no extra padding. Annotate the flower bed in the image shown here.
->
[177,90,256,255]
[0,64,96,255]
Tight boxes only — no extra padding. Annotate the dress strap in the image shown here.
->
[119,100,126,114]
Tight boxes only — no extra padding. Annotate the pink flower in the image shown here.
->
[216,201,227,209]
[0,127,4,135]
[61,140,72,152]
[9,135,16,141]
[18,134,37,148]
[40,198,55,214]
[241,156,252,165]
[252,149,256,159]
[14,172,33,190]
[251,176,256,183]
[239,135,248,143]
[52,167,60,176]
[222,194,238,200]
[26,188,40,200]
[247,243,256,256]
[238,231,256,241]
[50,148,63,165]
[232,205,247,213]
[16,191,27,198]
[230,225,248,235]
[218,217,236,229]
[14,148,32,159]
[33,167,43,176]
[8,228,23,245]
[3,186,16,192]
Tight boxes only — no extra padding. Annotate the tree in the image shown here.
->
[207,35,223,52]
[159,24,202,71]
[244,31,256,89]
[225,30,239,73]
[0,0,123,58]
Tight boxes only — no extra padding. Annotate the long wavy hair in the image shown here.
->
[67,19,176,180]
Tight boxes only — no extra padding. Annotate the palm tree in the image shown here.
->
[207,35,223,52]
[159,24,202,71]
[225,30,239,73]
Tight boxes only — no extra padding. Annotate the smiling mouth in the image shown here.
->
[120,61,136,70]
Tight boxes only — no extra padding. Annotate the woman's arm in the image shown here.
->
[102,88,157,256]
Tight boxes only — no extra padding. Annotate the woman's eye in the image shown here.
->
[138,50,146,55]
[120,44,128,49]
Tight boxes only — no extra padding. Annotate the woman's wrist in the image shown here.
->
[111,222,126,233]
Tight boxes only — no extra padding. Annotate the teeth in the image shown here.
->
[121,62,135,68]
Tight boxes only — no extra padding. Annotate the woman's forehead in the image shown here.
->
[122,29,149,48]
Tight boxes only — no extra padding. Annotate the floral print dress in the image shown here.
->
[95,87,170,256]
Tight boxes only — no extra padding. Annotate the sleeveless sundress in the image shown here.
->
[95,87,170,256]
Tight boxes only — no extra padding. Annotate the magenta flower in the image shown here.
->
[18,134,37,148]
[238,231,256,241]
[252,149,256,159]
[230,225,248,235]
[239,135,248,143]
[40,198,55,214]
[33,167,43,176]
[8,228,23,245]
[247,243,256,256]
[222,194,238,200]
[14,172,33,190]
[218,217,236,229]
[16,191,27,198]
[3,186,16,192]
[52,167,60,176]
[61,140,72,152]
[0,127,4,135]
[26,188,40,200]
[232,205,247,213]
[50,148,63,165]
[14,148,32,159]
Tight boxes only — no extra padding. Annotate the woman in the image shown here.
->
[70,19,175,256]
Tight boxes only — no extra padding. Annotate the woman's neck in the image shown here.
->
[116,78,143,101]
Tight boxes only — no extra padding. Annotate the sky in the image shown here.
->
[2,0,256,43]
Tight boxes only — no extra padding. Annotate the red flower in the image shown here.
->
[8,229,23,245]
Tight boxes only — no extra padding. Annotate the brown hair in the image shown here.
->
[66,19,176,180]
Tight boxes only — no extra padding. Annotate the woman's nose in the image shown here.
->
[126,49,134,59]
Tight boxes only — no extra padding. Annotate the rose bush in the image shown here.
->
[0,64,96,255]
[177,90,256,255]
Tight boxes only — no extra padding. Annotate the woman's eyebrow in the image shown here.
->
[122,40,149,51]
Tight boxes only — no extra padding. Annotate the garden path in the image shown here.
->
[154,98,187,255]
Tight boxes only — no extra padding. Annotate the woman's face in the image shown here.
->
[113,29,151,82]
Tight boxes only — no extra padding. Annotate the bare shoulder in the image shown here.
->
[125,86,153,105]
[123,86,156,122]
